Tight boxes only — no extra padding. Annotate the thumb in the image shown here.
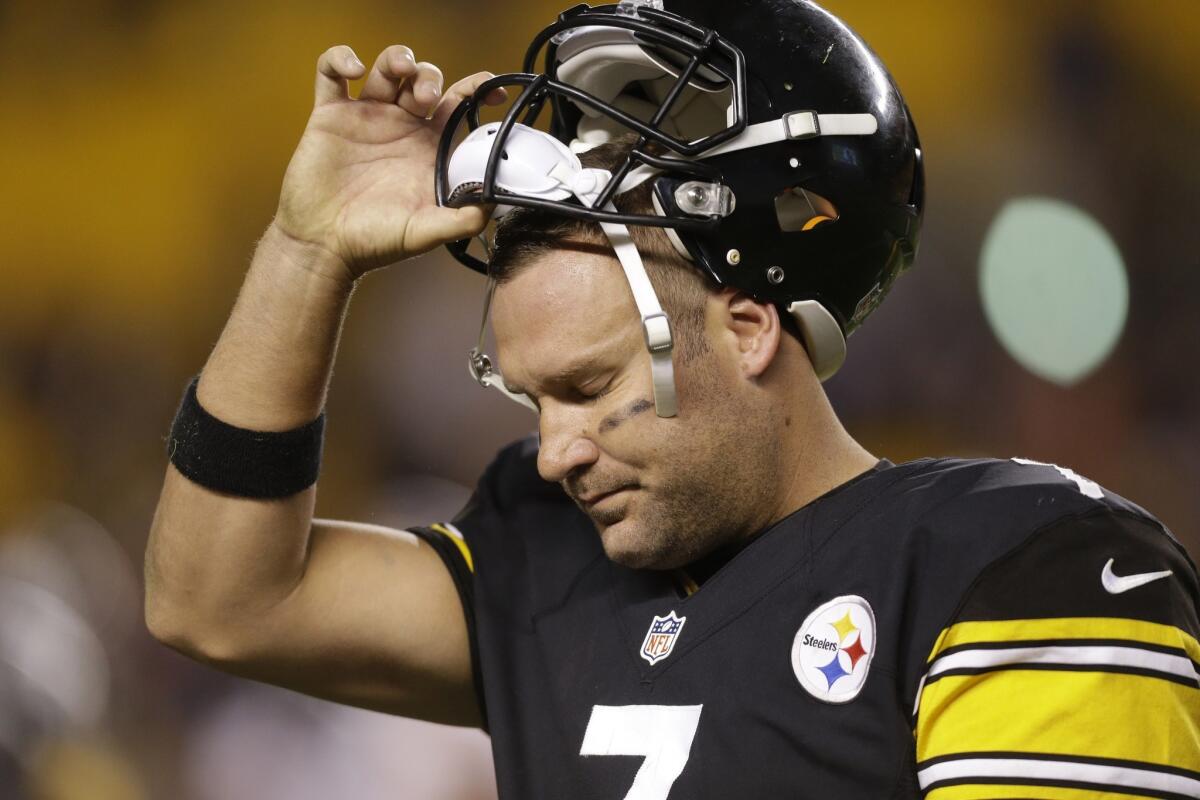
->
[405,204,492,255]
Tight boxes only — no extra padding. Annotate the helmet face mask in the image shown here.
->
[531,3,747,157]
[435,2,751,250]
[437,0,924,410]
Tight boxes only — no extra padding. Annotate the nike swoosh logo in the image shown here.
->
[1101,558,1172,595]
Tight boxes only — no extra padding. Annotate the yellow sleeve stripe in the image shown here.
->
[927,617,1200,666]
[927,780,1160,800]
[915,667,1200,775]
[430,522,474,573]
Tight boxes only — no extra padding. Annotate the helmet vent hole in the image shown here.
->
[774,187,838,232]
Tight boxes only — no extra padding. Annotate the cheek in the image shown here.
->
[599,417,711,483]
[593,358,728,465]
[596,414,664,463]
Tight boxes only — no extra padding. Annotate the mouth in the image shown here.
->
[577,485,636,509]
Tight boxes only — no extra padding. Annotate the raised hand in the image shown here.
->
[272,44,507,282]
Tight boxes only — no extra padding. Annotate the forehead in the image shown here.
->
[491,248,641,387]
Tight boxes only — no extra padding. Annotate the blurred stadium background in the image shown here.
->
[1,0,1197,797]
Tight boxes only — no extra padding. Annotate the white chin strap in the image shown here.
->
[596,216,678,417]
[448,107,879,416]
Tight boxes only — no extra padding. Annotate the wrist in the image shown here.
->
[261,220,356,292]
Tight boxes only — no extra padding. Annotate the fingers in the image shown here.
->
[395,61,444,118]
[315,45,367,106]
[357,44,419,103]
[432,72,510,131]
[314,44,501,127]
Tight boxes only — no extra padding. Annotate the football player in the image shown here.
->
[145,1,1200,797]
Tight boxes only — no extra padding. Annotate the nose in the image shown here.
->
[537,409,600,483]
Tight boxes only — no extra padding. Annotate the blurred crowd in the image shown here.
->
[0,0,1197,797]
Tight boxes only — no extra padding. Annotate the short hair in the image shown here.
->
[488,135,716,362]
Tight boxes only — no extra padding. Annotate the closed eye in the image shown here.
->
[573,378,613,403]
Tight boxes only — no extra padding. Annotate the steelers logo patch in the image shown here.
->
[791,595,877,703]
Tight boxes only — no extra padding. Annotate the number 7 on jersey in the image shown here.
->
[580,704,704,800]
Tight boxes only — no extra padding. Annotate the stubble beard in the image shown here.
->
[585,349,780,571]
[620,481,746,570]
[589,432,759,571]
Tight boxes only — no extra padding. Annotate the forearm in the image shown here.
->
[198,222,354,428]
[146,222,355,645]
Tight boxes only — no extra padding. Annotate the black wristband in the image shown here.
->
[166,377,325,498]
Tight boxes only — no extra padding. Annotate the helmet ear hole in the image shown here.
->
[774,187,838,233]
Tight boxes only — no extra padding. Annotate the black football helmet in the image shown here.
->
[437,0,923,407]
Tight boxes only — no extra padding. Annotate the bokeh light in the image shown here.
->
[980,197,1129,386]
[0,0,1197,796]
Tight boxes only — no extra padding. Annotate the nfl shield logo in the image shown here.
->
[640,611,687,665]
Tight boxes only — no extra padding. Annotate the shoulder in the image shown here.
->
[449,435,597,583]
[894,455,1147,515]
[447,434,582,535]
[905,461,1200,790]
[471,434,566,511]
[854,456,1197,690]
[836,455,1173,586]
[885,455,1195,614]
[894,453,1197,631]
[909,457,1196,624]
[884,455,1171,551]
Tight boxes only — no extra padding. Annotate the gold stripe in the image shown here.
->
[430,523,474,573]
[915,668,1200,773]
[928,617,1200,665]
[927,782,1154,800]
[675,570,699,597]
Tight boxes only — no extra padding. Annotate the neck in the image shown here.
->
[769,379,879,527]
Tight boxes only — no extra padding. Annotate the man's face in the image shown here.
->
[492,247,778,570]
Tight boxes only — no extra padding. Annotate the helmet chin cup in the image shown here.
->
[787,300,847,382]
[446,122,581,218]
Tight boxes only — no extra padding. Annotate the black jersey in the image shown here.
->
[413,440,1200,800]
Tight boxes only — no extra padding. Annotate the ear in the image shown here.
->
[717,290,783,379]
